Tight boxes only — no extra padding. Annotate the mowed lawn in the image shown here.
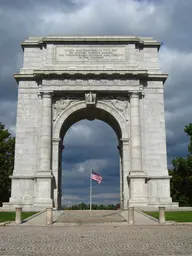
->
[144,211,192,222]
[0,212,37,222]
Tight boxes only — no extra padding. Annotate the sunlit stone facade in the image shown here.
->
[3,36,178,210]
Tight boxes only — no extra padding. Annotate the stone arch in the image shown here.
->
[53,100,129,140]
[52,100,129,209]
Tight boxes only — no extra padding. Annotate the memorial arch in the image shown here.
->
[4,36,178,210]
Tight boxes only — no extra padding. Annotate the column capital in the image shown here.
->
[129,91,144,99]
[39,90,54,98]
[52,137,62,143]
[52,138,64,150]
[120,138,130,144]
[118,138,130,151]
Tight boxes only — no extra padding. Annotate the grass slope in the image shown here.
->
[0,212,37,222]
[144,211,192,222]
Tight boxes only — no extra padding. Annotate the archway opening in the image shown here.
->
[57,107,123,210]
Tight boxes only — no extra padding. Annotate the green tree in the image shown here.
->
[169,123,192,206]
[0,123,15,206]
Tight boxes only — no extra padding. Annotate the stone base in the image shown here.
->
[139,202,179,211]
[2,202,42,212]
[127,198,148,208]
[34,198,53,208]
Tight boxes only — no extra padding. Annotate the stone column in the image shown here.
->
[117,144,123,210]
[40,91,52,172]
[130,92,142,174]
[34,91,53,207]
[52,138,63,209]
[121,138,130,210]
[128,92,147,207]
[58,141,64,209]
[120,150,123,210]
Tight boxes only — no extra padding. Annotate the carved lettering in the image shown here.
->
[55,46,126,62]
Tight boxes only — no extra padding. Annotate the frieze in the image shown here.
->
[42,79,139,87]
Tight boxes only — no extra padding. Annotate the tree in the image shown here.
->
[0,123,15,206]
[169,123,192,206]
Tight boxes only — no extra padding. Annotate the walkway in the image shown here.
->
[120,210,158,225]
[16,210,158,226]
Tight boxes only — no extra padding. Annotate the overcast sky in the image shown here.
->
[0,0,191,206]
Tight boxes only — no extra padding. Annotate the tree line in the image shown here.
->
[62,203,120,210]
[0,121,192,207]
[169,123,192,206]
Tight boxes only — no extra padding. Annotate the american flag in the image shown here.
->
[91,170,102,184]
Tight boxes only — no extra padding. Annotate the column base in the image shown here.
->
[34,171,53,208]
[128,174,147,208]
[34,198,53,208]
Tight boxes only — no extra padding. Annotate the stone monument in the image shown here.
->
[3,36,178,210]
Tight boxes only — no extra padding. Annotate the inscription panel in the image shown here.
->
[54,45,126,63]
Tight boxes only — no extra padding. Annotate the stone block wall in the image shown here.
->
[10,81,41,204]
[143,81,167,175]
[139,47,161,73]
[142,81,172,205]
[23,47,42,69]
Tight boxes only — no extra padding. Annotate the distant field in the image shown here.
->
[0,212,37,222]
[144,211,192,222]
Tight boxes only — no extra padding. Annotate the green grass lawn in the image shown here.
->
[0,212,37,223]
[144,211,192,222]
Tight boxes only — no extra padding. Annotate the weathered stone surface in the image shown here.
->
[4,35,178,210]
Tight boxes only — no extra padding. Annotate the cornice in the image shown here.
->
[13,70,168,83]
[20,36,161,50]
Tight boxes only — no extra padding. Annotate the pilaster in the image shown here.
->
[128,92,147,207]
[117,144,123,210]
[129,92,142,174]
[34,91,53,207]
[52,137,63,209]
[121,138,130,210]
[39,91,53,173]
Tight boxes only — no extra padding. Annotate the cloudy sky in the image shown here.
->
[0,0,191,206]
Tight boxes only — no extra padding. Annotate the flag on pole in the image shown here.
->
[91,170,102,184]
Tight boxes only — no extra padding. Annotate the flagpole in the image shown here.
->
[90,169,92,210]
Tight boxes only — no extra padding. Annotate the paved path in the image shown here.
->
[19,210,63,226]
[56,210,125,223]
[17,210,157,226]
[120,210,158,225]
[0,225,192,255]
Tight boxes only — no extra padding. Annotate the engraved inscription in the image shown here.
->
[55,46,126,62]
